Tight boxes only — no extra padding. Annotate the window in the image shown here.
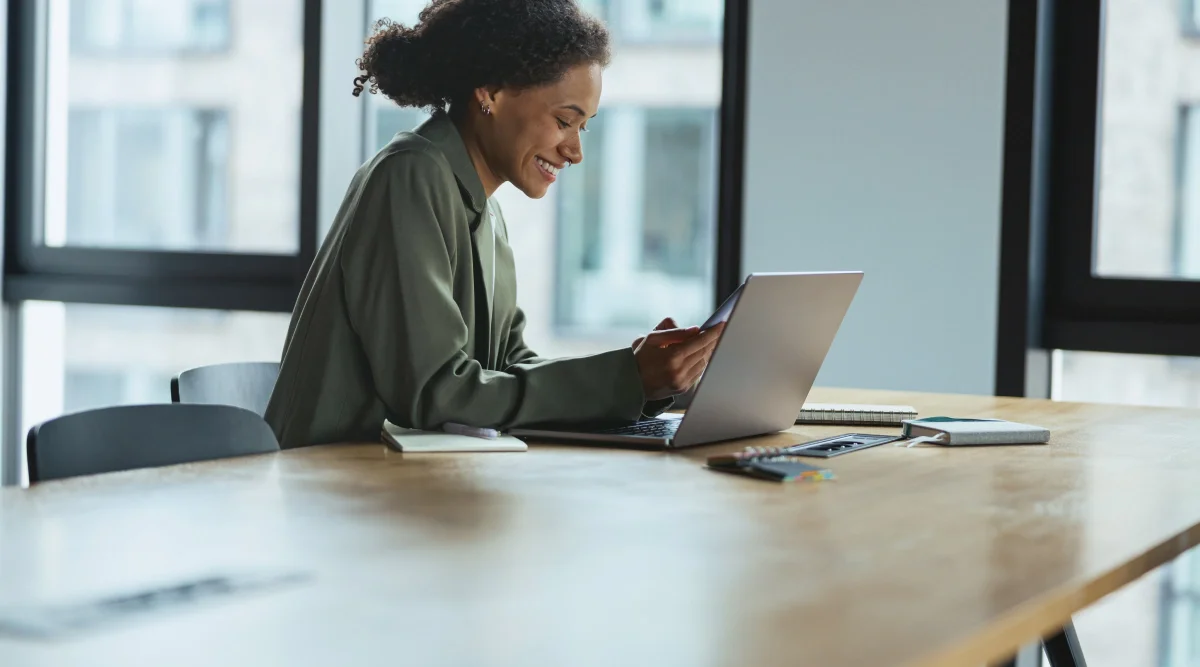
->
[1000,0,1200,364]
[1188,0,1200,37]
[65,109,229,250]
[1093,1,1200,280]
[607,0,722,42]
[14,300,289,485]
[2,0,319,484]
[640,109,717,279]
[556,108,716,335]
[20,302,290,435]
[362,0,726,358]
[45,0,302,254]
[69,0,230,53]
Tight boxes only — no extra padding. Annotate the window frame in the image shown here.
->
[2,0,322,312]
[1039,1,1200,355]
[997,0,1200,397]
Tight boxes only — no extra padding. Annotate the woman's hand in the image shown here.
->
[633,317,725,401]
[631,317,680,351]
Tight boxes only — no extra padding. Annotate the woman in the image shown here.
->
[266,0,722,448]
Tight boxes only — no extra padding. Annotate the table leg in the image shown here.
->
[1042,621,1086,667]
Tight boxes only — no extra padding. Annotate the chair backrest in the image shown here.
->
[171,361,281,416]
[27,403,280,483]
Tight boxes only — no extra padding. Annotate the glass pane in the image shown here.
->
[363,0,722,357]
[362,1,431,168]
[20,302,289,437]
[1054,350,1200,407]
[1093,0,1200,278]
[71,0,231,52]
[1163,547,1200,667]
[556,108,714,333]
[577,0,608,21]
[1179,107,1200,274]
[46,0,302,253]
[615,0,722,42]
[1054,350,1200,667]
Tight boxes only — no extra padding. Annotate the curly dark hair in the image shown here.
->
[352,0,611,114]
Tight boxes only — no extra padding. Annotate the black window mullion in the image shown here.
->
[298,0,322,272]
[2,273,298,312]
[715,0,748,305]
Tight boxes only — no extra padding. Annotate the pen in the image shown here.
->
[443,422,499,440]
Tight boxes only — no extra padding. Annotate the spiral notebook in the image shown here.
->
[796,403,918,426]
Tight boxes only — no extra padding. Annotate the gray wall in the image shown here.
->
[741,0,1009,395]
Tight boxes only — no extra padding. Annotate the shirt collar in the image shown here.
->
[415,112,487,214]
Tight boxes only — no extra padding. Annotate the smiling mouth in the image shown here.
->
[535,156,561,182]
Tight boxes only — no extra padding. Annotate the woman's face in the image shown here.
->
[484,62,603,199]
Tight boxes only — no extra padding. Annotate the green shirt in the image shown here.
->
[265,114,651,448]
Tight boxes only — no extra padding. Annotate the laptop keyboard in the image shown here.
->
[596,419,681,439]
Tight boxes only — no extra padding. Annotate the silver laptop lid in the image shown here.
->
[672,271,863,448]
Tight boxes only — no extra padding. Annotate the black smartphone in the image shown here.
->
[700,282,743,331]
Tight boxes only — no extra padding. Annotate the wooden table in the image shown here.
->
[2,388,1200,667]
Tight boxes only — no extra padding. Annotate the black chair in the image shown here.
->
[170,361,280,416]
[26,404,280,483]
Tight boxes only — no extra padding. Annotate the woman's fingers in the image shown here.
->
[682,356,710,388]
[677,323,725,361]
[643,326,701,348]
[660,327,724,392]
[634,317,682,349]
[656,322,721,357]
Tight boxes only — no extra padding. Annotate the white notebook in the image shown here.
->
[900,418,1050,446]
[796,403,918,426]
[381,421,527,453]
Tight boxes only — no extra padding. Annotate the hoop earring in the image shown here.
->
[481,103,492,116]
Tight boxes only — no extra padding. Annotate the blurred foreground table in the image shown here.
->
[2,388,1199,666]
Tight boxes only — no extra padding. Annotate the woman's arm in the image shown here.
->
[341,149,646,430]
[502,307,543,369]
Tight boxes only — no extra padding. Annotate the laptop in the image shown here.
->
[510,271,864,449]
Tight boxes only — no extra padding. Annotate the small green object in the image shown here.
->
[903,416,1002,439]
